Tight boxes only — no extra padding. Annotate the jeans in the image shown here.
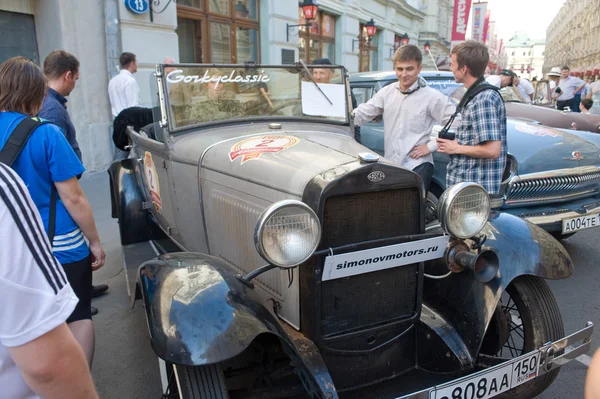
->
[413,162,434,192]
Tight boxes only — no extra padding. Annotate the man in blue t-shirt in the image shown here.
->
[38,50,109,306]
[0,56,105,367]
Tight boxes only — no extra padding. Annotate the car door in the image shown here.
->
[129,127,182,244]
[351,83,384,155]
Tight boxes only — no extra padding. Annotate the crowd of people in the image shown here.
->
[0,49,142,398]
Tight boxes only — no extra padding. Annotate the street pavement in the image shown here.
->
[82,171,599,399]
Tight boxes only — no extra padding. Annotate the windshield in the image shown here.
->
[159,65,349,131]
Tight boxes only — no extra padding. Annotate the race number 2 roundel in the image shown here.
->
[143,152,162,212]
[229,135,299,165]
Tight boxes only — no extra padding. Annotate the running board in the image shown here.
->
[122,240,159,305]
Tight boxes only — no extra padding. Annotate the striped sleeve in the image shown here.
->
[0,163,68,293]
[0,163,78,347]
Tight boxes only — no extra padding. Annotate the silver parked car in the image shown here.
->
[108,62,592,399]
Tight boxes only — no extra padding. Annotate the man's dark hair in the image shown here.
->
[562,65,570,72]
[120,52,137,68]
[393,45,423,65]
[312,58,332,65]
[581,98,593,110]
[451,40,489,78]
[43,50,80,80]
[0,56,47,115]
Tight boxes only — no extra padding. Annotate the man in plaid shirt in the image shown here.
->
[437,41,507,195]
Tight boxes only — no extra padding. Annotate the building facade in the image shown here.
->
[544,0,600,76]
[418,0,452,70]
[0,0,451,171]
[505,32,545,80]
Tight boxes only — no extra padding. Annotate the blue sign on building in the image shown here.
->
[125,0,149,14]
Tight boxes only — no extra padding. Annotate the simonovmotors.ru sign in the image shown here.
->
[451,0,473,46]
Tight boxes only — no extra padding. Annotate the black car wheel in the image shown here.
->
[479,275,564,399]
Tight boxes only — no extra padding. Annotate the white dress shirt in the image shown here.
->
[556,76,586,101]
[353,81,456,171]
[108,69,140,118]
[516,79,535,103]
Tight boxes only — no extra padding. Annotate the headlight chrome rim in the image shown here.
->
[254,200,321,268]
[438,182,491,239]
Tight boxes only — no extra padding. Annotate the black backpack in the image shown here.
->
[0,117,58,243]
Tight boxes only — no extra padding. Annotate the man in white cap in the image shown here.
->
[485,69,514,88]
[513,74,534,103]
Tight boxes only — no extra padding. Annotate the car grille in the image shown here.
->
[505,170,600,206]
[319,188,421,337]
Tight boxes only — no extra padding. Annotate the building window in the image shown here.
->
[298,9,336,63]
[176,0,260,63]
[358,24,378,72]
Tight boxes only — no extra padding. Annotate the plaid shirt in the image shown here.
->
[446,84,507,195]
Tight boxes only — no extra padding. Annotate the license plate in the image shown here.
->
[562,213,600,234]
[430,352,540,399]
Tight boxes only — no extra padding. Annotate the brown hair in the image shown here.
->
[120,52,136,68]
[0,56,47,115]
[451,40,489,78]
[43,50,79,80]
[393,45,423,65]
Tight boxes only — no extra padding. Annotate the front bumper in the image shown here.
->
[501,196,600,232]
[396,322,594,399]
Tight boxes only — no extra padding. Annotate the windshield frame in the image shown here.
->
[156,63,351,134]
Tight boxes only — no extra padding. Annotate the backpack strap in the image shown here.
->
[440,81,501,134]
[0,117,58,244]
[0,117,48,166]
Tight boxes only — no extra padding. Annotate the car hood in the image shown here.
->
[175,129,375,196]
[505,102,600,133]
[508,120,600,174]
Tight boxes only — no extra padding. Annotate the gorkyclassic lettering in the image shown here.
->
[166,69,270,89]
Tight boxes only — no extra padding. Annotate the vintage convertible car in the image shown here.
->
[351,70,600,239]
[109,62,592,399]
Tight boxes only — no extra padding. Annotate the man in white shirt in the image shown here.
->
[485,69,514,88]
[552,66,586,111]
[108,52,140,118]
[513,75,535,103]
[0,163,98,399]
[353,45,456,191]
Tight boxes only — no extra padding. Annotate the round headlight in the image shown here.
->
[438,183,490,239]
[255,200,321,268]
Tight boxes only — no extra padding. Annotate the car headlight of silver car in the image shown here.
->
[255,200,321,268]
[438,183,490,239]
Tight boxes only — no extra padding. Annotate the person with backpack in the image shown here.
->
[436,40,508,195]
[0,56,105,367]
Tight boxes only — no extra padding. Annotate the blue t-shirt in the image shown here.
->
[0,112,88,264]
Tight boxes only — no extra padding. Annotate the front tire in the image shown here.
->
[174,364,229,399]
[480,275,564,398]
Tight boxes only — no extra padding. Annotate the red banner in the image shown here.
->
[483,10,491,43]
[451,0,473,42]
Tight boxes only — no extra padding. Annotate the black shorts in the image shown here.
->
[62,255,92,323]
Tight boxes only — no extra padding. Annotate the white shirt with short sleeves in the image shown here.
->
[517,79,535,103]
[556,76,586,101]
[108,69,141,118]
[0,164,78,399]
[353,81,456,170]
[485,75,502,88]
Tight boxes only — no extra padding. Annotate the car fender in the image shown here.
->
[138,252,283,366]
[108,159,157,245]
[423,211,573,359]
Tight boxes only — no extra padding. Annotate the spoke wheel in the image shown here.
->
[479,275,564,399]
